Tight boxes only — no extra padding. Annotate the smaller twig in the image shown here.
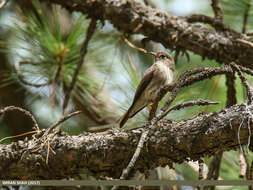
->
[50,47,65,107]
[48,143,56,155]
[210,153,223,190]
[241,147,250,180]
[123,37,148,54]
[204,152,223,190]
[181,68,215,79]
[46,140,50,165]
[0,106,40,131]
[54,61,63,84]
[242,1,251,33]
[153,87,180,124]
[238,117,245,153]
[246,30,253,36]
[174,49,180,65]
[0,131,37,143]
[120,130,149,180]
[225,72,237,107]
[197,159,204,190]
[54,43,69,83]
[230,62,253,103]
[33,110,81,165]
[212,154,223,181]
[14,62,51,87]
[0,0,9,8]
[211,0,223,22]
[199,159,204,180]
[233,64,253,103]
[173,48,190,64]
[239,65,253,76]
[45,140,56,165]
[62,19,97,113]
[239,149,247,178]
[158,65,233,102]
[244,104,252,150]
[112,97,159,190]
[43,110,82,136]
[161,99,219,121]
[208,152,223,179]
[236,39,253,49]
[182,50,190,64]
[111,130,149,190]
[156,65,233,118]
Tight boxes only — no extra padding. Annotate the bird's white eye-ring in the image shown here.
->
[159,54,167,59]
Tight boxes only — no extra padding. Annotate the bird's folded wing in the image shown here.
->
[131,67,154,106]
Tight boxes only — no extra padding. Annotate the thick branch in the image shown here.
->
[1,103,253,179]
[36,0,253,69]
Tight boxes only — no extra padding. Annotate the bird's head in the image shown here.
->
[149,51,175,70]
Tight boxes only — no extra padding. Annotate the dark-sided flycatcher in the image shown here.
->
[118,51,175,128]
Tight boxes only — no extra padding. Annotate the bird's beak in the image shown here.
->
[149,51,156,56]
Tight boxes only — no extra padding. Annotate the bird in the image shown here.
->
[118,51,175,128]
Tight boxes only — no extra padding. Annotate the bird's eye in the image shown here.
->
[159,55,167,59]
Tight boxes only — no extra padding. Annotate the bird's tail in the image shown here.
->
[117,110,130,128]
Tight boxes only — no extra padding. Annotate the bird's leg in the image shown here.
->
[147,103,153,112]
[148,101,158,120]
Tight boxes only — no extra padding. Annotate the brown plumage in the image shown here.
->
[118,51,175,128]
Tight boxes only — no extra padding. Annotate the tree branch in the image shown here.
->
[242,1,251,33]
[231,62,253,103]
[150,65,233,125]
[35,0,253,69]
[62,19,96,113]
[211,0,223,22]
[0,106,39,131]
[204,151,223,190]
[1,103,253,179]
[225,72,237,107]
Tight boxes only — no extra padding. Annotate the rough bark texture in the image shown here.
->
[36,0,253,69]
[0,103,253,179]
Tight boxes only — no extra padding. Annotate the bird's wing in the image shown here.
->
[118,67,154,127]
[131,67,154,107]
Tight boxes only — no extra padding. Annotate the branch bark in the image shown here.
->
[35,0,253,69]
[1,103,253,179]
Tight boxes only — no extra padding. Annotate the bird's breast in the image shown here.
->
[154,62,173,85]
[144,62,173,101]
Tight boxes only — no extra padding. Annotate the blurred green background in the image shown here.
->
[0,0,253,189]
